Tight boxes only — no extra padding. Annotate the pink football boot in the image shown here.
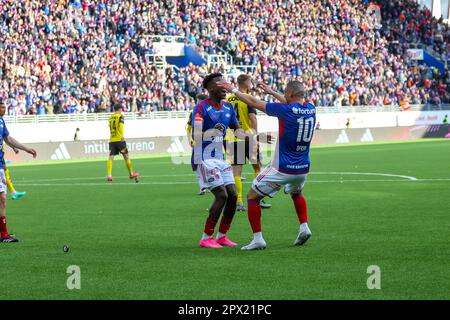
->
[216,235,238,247]
[199,237,223,248]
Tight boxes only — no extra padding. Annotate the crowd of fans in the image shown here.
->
[0,0,448,115]
[379,0,450,61]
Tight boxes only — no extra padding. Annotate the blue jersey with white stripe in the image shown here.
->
[191,99,238,168]
[266,102,316,174]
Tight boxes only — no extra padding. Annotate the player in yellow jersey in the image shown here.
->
[226,75,271,211]
[106,103,139,182]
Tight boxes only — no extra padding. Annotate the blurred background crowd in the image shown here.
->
[0,0,448,115]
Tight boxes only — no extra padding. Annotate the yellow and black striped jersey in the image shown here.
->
[226,93,257,133]
[226,93,257,142]
[109,113,125,142]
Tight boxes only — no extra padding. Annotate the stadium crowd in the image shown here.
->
[0,0,448,115]
[378,0,450,61]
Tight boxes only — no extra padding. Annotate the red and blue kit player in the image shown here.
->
[0,100,37,242]
[191,73,241,249]
[218,80,316,250]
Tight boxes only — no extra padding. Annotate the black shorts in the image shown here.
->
[225,137,261,166]
[109,141,128,156]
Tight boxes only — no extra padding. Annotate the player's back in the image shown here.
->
[109,113,124,142]
[265,102,316,174]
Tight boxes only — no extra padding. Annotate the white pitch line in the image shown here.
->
[14,171,419,183]
[312,172,418,181]
[15,178,450,187]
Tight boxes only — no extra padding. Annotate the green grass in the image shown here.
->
[1,139,450,299]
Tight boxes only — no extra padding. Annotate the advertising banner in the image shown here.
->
[406,49,424,60]
[153,42,185,56]
[6,125,450,163]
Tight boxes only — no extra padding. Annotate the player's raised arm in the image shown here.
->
[217,81,268,113]
[257,81,288,104]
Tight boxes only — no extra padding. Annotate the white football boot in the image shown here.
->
[241,239,267,251]
[294,223,312,246]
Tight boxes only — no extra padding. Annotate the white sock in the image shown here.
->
[253,232,264,243]
[216,232,226,239]
[201,233,211,240]
[300,223,309,232]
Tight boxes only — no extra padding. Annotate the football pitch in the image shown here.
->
[1,139,449,300]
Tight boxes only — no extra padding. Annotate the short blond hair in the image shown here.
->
[237,74,251,87]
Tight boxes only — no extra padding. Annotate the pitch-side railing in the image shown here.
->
[4,104,449,124]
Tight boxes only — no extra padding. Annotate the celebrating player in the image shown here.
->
[0,100,37,242]
[191,73,241,249]
[217,80,316,250]
[106,103,139,182]
[225,74,272,211]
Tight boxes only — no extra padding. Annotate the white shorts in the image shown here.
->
[196,159,235,190]
[0,169,6,194]
[252,165,307,198]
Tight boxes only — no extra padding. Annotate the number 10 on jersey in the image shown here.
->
[296,117,314,147]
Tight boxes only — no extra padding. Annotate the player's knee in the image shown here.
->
[218,191,229,204]
[214,188,228,203]
[252,163,261,172]
[0,193,6,208]
[291,191,302,199]
[247,188,260,201]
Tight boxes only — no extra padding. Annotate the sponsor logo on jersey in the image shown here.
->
[286,164,309,169]
[292,107,316,115]
[227,96,240,102]
[213,123,226,134]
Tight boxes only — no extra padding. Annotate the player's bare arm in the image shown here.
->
[257,81,288,104]
[218,82,274,145]
[248,112,258,135]
[217,81,267,113]
[4,136,37,158]
[187,129,194,147]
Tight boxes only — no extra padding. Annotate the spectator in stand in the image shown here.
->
[0,0,448,113]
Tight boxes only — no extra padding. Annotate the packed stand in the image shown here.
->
[182,0,449,107]
[0,0,449,115]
